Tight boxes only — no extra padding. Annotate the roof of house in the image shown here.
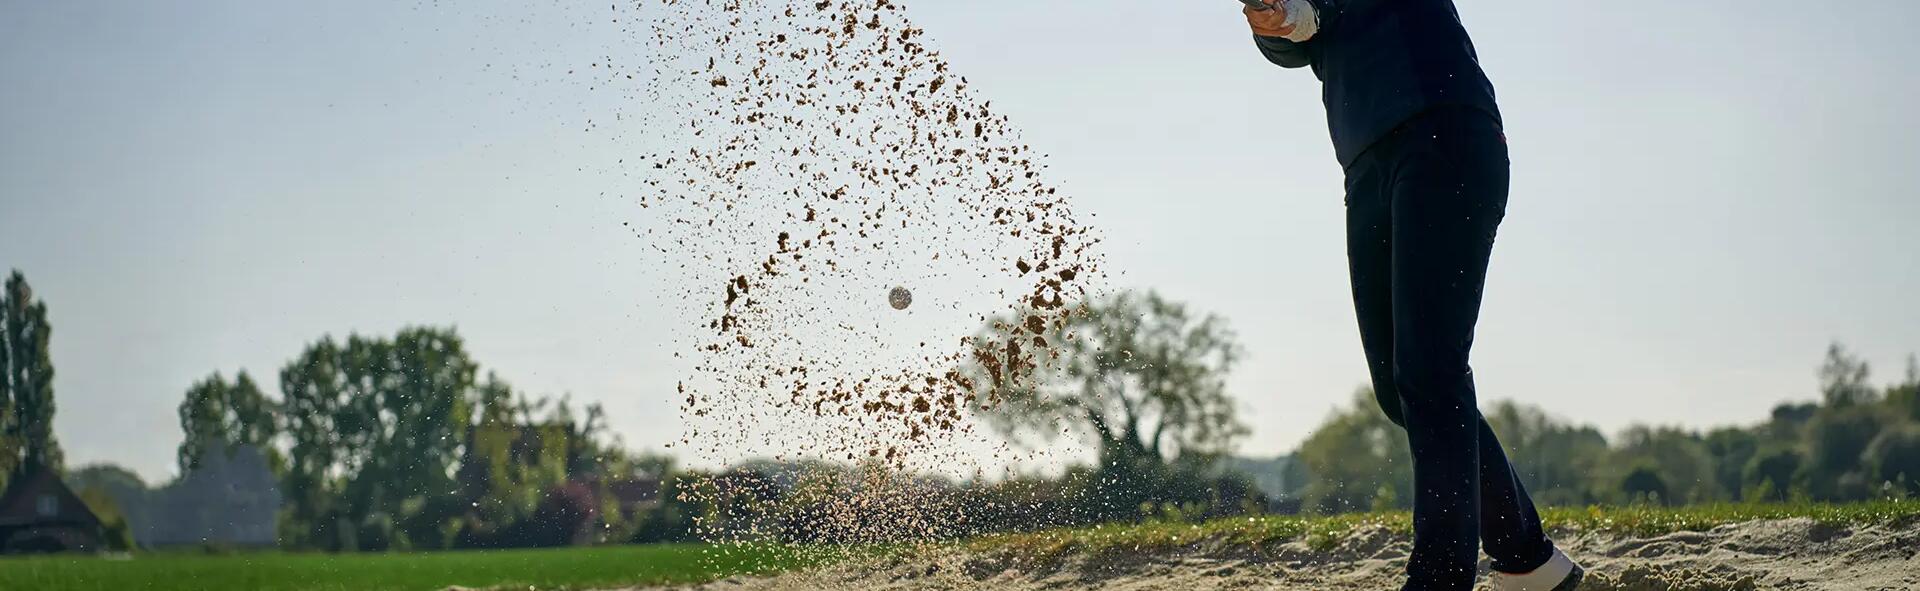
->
[0,468,106,530]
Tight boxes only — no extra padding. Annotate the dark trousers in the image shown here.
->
[1343,106,1555,590]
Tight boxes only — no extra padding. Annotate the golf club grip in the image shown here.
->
[1240,0,1273,10]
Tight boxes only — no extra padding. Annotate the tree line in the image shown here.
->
[140,290,1270,549]
[1291,344,1920,513]
[11,273,1918,552]
[167,326,675,551]
[960,291,1920,524]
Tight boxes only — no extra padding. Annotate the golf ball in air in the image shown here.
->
[888,286,913,310]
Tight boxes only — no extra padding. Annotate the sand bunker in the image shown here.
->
[635,516,1920,591]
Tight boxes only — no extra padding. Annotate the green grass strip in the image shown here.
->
[967,500,1920,561]
[0,543,814,591]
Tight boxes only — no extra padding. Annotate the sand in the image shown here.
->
[625,0,1108,547]
[633,0,1104,455]
[634,516,1920,591]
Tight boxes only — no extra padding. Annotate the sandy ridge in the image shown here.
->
[638,516,1920,591]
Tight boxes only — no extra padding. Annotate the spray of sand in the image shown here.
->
[611,0,1108,553]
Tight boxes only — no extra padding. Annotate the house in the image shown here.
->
[139,444,282,547]
[1223,455,1307,514]
[87,444,284,549]
[0,467,108,553]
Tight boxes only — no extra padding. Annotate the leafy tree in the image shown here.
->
[1863,424,1920,496]
[67,464,149,498]
[1619,463,1669,504]
[964,291,1246,520]
[3,270,62,481]
[68,463,152,550]
[1819,343,1878,407]
[1742,446,1803,502]
[1295,389,1412,513]
[631,468,703,544]
[1888,355,1920,422]
[1800,403,1888,500]
[1486,401,1611,506]
[177,371,280,472]
[457,376,576,546]
[276,337,350,549]
[1764,401,1819,442]
[1703,427,1760,501]
[967,290,1245,469]
[278,327,477,550]
[0,274,7,485]
[74,486,139,551]
[1606,426,1719,504]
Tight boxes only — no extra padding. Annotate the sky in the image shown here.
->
[2,0,1917,484]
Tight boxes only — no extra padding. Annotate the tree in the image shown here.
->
[1800,403,1888,500]
[1486,401,1611,506]
[1764,401,1819,442]
[177,371,280,472]
[1619,463,1670,504]
[963,291,1246,521]
[0,273,7,485]
[1606,426,1719,504]
[75,486,139,551]
[3,270,63,480]
[1703,427,1760,501]
[1742,446,1803,502]
[456,376,577,547]
[1819,343,1877,407]
[966,291,1246,469]
[68,463,152,550]
[1295,389,1413,513]
[1863,425,1920,496]
[276,337,351,549]
[278,327,478,550]
[1888,355,1920,422]
[67,464,150,499]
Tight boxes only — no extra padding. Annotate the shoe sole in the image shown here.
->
[1550,564,1585,591]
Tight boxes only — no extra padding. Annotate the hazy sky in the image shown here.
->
[3,0,1916,483]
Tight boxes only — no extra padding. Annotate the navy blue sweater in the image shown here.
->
[1254,0,1501,168]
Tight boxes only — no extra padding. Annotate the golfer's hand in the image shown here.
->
[1243,1,1296,38]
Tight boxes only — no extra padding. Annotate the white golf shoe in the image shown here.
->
[1489,548,1584,591]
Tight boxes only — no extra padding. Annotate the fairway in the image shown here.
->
[0,544,808,591]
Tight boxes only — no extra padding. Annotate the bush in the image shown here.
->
[1742,447,1804,503]
[74,486,138,551]
[1802,405,1891,500]
[1619,463,1669,505]
[1864,425,1920,496]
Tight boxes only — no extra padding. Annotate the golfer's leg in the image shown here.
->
[1387,108,1511,591]
[1475,415,1556,573]
[1345,141,1403,430]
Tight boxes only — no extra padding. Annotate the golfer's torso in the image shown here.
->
[1306,0,1500,167]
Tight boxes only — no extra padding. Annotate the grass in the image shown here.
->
[967,499,1920,562]
[1536,499,1920,536]
[0,543,814,591]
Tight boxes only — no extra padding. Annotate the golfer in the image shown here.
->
[1240,1,1582,590]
